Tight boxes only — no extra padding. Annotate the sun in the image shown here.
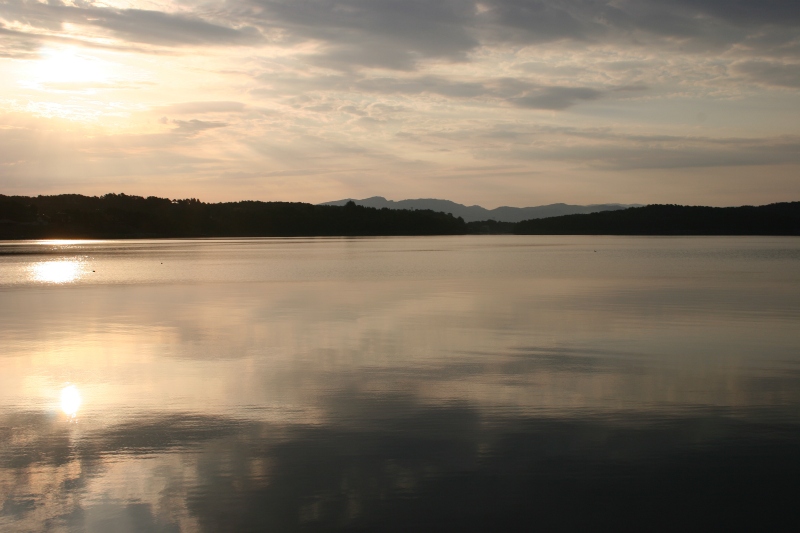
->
[30,47,111,86]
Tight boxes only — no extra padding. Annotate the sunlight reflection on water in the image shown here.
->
[35,240,93,246]
[30,260,83,283]
[60,384,81,418]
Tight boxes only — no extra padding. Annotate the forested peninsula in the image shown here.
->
[1,194,799,239]
[514,203,800,236]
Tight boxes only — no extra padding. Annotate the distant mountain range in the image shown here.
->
[320,197,641,223]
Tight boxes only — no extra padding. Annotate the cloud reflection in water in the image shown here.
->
[1,399,800,532]
[2,237,800,531]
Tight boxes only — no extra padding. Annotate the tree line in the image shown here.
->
[1,194,798,238]
[513,203,800,235]
[0,194,466,239]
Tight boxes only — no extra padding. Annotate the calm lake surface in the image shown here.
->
[2,236,800,531]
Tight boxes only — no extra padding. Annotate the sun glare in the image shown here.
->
[60,385,81,418]
[31,260,83,283]
[31,47,110,86]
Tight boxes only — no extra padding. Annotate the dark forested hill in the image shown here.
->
[0,194,466,239]
[514,203,800,235]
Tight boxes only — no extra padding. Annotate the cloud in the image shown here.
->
[412,122,800,170]
[659,0,800,27]
[481,0,606,43]
[0,115,225,192]
[171,119,229,134]
[478,0,800,58]
[355,76,489,97]
[0,24,40,58]
[82,8,263,47]
[521,132,800,170]
[3,0,799,64]
[570,141,800,170]
[733,60,800,88]
[511,86,603,110]
[251,0,479,69]
[0,1,263,48]
[154,101,248,114]
[1,1,799,205]
[354,76,645,110]
[252,70,644,110]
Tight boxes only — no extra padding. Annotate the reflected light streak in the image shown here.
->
[31,260,82,283]
[36,240,93,245]
[61,385,81,418]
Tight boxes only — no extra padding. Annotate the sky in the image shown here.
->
[1,0,799,208]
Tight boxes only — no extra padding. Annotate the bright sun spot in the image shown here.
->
[61,385,81,418]
[31,47,110,86]
[31,260,82,283]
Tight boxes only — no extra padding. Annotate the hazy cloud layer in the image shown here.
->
[0,0,799,205]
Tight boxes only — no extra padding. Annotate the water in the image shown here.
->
[1,236,799,531]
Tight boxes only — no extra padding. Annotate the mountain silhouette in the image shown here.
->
[320,197,640,223]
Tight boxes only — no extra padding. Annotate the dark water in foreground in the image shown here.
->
[1,236,799,531]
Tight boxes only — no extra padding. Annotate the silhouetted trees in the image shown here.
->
[0,193,467,239]
[464,220,516,234]
[515,203,800,235]
[2,194,799,239]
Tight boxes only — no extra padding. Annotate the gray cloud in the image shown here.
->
[355,76,488,97]
[0,24,39,58]
[484,0,800,38]
[482,0,606,42]
[518,132,800,170]
[85,8,262,47]
[657,0,800,27]
[251,0,479,69]
[511,86,603,110]
[240,0,800,72]
[568,141,800,170]
[355,76,645,109]
[252,71,640,110]
[172,119,229,134]
[411,122,800,170]
[155,101,248,114]
[733,60,800,88]
[0,1,263,48]
[363,77,644,110]
[3,0,799,63]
